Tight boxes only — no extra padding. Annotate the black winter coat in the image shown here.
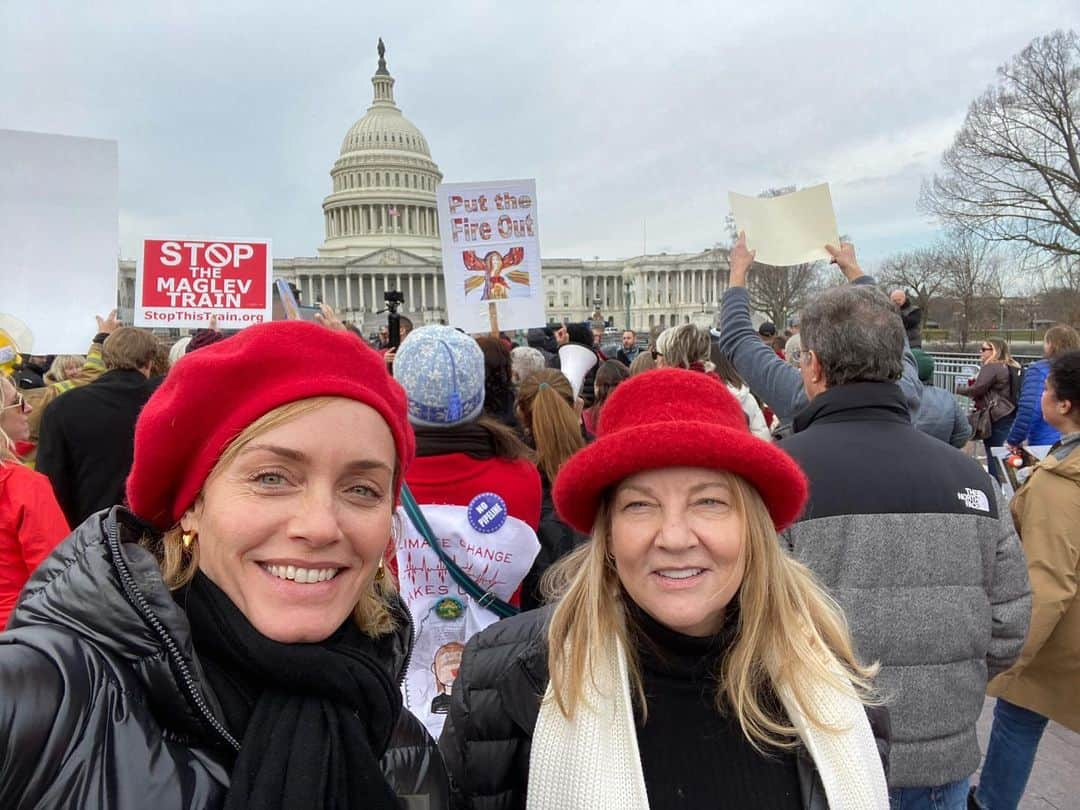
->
[0,507,450,810]
[35,369,161,527]
[438,607,891,810]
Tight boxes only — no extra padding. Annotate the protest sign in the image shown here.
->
[0,129,117,353]
[394,497,539,738]
[135,238,272,329]
[436,179,545,334]
[728,183,840,267]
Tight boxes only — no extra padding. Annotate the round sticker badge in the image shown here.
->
[433,597,465,621]
[467,492,508,535]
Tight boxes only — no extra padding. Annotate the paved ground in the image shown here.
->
[973,697,1080,809]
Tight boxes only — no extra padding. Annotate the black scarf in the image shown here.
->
[180,572,403,810]
[413,422,498,458]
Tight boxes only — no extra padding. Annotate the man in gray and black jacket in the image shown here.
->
[722,235,1030,807]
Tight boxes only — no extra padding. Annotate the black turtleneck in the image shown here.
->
[629,600,802,810]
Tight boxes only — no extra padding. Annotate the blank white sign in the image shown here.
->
[0,129,119,353]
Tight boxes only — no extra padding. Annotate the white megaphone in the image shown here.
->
[0,314,33,354]
[558,343,598,400]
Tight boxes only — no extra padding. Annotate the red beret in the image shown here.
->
[553,368,807,534]
[126,321,414,530]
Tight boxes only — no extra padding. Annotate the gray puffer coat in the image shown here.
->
[0,507,449,810]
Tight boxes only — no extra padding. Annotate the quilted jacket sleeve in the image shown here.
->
[0,643,65,806]
[986,491,1033,678]
[1006,364,1044,447]
[950,399,973,448]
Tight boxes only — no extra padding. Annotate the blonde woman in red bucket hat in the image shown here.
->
[439,367,891,810]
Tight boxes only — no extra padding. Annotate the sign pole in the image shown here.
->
[488,301,500,337]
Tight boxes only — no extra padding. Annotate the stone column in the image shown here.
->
[421,274,428,310]
[345,272,353,312]
[319,274,327,305]
[357,270,366,314]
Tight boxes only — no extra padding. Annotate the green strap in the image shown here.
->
[399,484,519,619]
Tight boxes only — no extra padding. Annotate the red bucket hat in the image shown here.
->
[553,368,807,534]
[126,321,414,530]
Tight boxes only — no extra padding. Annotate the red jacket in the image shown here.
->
[0,461,70,628]
[399,453,542,606]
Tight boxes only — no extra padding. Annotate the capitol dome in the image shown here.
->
[319,40,443,258]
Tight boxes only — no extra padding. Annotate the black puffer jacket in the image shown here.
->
[0,507,449,810]
[438,607,891,810]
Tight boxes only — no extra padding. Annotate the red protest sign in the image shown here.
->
[135,238,272,328]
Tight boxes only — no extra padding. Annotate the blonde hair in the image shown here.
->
[44,354,84,383]
[543,472,878,751]
[985,338,1021,369]
[0,374,19,463]
[656,324,712,371]
[144,396,399,637]
[1045,325,1080,359]
[628,352,656,376]
[515,369,585,482]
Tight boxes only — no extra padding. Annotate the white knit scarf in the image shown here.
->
[527,636,889,810]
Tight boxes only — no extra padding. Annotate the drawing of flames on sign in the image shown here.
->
[462,247,530,301]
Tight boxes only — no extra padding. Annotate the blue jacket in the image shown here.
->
[1007,360,1059,447]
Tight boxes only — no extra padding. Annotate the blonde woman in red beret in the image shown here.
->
[0,321,449,810]
[439,368,890,810]
[0,373,69,628]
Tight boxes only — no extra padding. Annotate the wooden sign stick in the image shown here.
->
[488,302,500,337]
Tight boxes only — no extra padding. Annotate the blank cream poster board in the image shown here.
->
[0,129,119,352]
[728,184,840,267]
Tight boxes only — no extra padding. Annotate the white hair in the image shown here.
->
[510,346,546,383]
[168,337,192,367]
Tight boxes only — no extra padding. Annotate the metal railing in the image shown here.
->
[927,352,1040,410]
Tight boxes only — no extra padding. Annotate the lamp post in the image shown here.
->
[621,265,637,331]
[999,297,1006,335]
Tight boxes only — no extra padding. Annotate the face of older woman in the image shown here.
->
[610,466,745,637]
[1,375,31,442]
[181,399,396,643]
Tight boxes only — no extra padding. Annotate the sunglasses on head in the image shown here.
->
[1,390,28,412]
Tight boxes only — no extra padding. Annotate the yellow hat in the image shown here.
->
[0,330,20,375]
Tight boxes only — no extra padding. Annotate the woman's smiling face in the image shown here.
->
[182,398,396,643]
[609,466,746,637]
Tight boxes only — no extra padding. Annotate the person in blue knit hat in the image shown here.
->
[391,326,542,740]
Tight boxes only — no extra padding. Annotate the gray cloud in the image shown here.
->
[2,1,1077,269]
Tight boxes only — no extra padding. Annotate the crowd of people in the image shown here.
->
[0,236,1075,809]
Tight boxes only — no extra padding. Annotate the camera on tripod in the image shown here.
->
[381,291,406,348]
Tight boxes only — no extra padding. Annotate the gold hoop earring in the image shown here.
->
[375,558,385,582]
[182,531,196,549]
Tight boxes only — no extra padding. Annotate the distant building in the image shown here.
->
[118,43,729,333]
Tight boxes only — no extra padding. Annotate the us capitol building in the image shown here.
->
[119,43,729,334]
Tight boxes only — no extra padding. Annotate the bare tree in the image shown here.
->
[939,230,1003,347]
[878,246,948,317]
[920,30,1080,266]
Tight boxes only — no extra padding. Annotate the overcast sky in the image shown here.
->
[3,1,1077,271]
